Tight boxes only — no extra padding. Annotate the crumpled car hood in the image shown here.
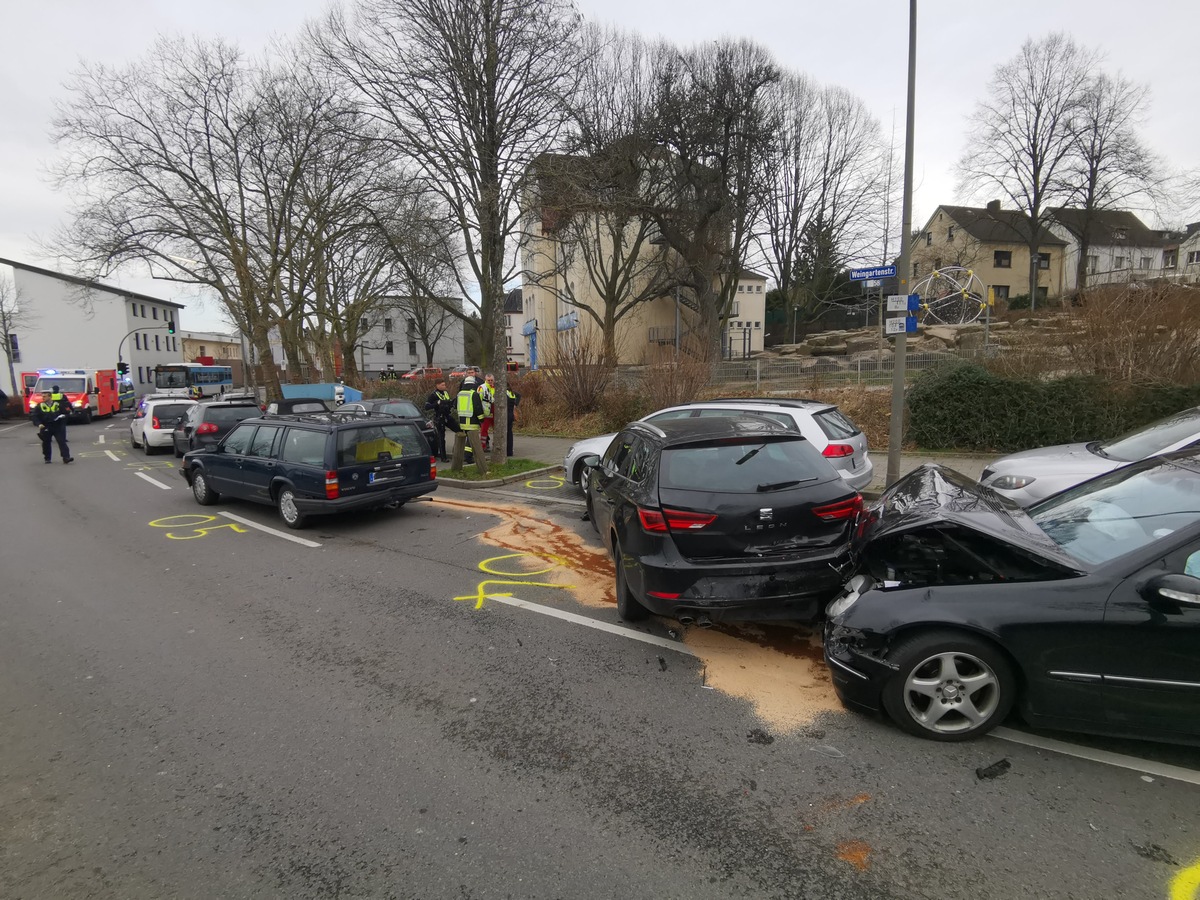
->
[860,464,1086,574]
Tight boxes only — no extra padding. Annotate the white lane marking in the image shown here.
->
[486,594,695,656]
[106,423,117,429]
[135,472,171,491]
[104,450,120,461]
[217,511,322,548]
[992,726,1200,786]
[0,423,24,433]
[98,434,106,444]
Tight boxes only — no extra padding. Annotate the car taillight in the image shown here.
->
[430,456,437,479]
[151,416,161,429]
[325,471,339,499]
[822,443,855,458]
[638,507,717,532]
[813,494,864,522]
[196,423,218,435]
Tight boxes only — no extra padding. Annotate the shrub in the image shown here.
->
[908,362,1200,452]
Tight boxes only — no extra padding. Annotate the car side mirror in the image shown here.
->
[1141,573,1200,609]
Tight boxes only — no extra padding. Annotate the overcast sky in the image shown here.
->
[1,0,1194,331]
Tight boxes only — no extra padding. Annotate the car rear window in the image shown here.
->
[337,423,426,464]
[155,403,192,420]
[378,401,422,418]
[289,401,328,414]
[280,429,327,466]
[660,438,829,492]
[207,406,260,425]
[814,408,860,440]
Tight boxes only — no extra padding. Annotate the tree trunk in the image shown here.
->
[1076,236,1091,292]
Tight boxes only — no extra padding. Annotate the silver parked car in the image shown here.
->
[564,398,873,491]
[980,406,1200,506]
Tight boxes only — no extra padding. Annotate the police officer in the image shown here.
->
[424,378,455,462]
[456,375,484,463]
[504,385,521,457]
[35,384,73,464]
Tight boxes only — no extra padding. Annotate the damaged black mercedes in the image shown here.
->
[824,454,1200,744]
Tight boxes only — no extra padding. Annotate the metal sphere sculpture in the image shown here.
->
[912,266,988,326]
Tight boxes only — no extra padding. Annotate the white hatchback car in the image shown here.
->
[564,397,873,491]
[130,398,197,454]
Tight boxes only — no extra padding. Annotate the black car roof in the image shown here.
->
[631,415,799,445]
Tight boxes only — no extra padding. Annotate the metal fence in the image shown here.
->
[707,346,999,389]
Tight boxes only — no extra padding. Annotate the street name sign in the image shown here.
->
[849,265,897,281]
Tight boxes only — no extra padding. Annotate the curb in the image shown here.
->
[436,464,564,490]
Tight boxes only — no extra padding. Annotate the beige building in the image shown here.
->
[912,201,1067,305]
[519,153,768,366]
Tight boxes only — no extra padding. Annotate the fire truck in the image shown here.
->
[27,368,121,424]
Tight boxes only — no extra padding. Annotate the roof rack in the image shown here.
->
[699,397,826,408]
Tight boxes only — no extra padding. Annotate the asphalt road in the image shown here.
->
[1,414,1197,900]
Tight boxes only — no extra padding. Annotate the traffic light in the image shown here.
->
[117,361,129,376]
[167,320,176,335]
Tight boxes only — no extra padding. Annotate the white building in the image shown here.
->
[1,258,184,396]
[358,301,466,379]
[1047,209,1177,291]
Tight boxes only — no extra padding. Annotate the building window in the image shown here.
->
[135,334,141,350]
[505,315,512,327]
[993,250,1012,268]
[925,232,932,246]
[730,302,739,316]
[9,333,19,362]
[407,318,416,334]
[1164,250,1178,269]
[131,302,138,317]
[992,285,1010,303]
[1113,228,1128,241]
[756,285,763,292]
[407,340,417,356]
[137,366,144,385]
[1188,251,1200,265]
[1086,255,1099,274]
[947,226,956,241]
[384,317,393,333]
[1037,253,1050,270]
[1140,256,1152,269]
[1114,256,1127,269]
[385,341,394,355]
[912,262,919,277]
[1037,286,1048,301]
[140,304,146,317]
[199,345,206,356]
[506,334,513,348]
[934,258,943,270]
[155,335,161,351]
[754,321,761,329]
[360,317,368,331]
[152,307,159,320]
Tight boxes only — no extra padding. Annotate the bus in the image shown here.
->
[154,364,235,398]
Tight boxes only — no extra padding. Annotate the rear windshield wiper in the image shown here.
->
[756,478,814,491]
[735,444,764,465]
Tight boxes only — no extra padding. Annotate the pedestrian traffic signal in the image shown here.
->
[117,361,129,376]
[167,320,176,335]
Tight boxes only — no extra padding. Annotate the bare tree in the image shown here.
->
[958,33,1099,308]
[523,27,682,367]
[642,39,782,358]
[0,273,35,397]
[316,0,581,464]
[1063,72,1161,289]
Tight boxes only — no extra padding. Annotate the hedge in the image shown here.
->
[907,363,1200,452]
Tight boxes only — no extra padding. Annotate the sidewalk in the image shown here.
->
[512,433,991,492]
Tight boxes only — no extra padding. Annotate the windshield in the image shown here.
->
[660,438,827,492]
[1030,458,1200,565]
[35,378,86,394]
[156,368,188,388]
[1097,407,1200,461]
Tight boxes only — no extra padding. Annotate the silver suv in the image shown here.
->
[565,397,873,491]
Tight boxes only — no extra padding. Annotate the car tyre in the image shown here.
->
[881,630,1016,742]
[277,487,307,530]
[191,470,219,506]
[613,542,650,622]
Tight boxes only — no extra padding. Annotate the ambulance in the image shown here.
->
[27,368,121,424]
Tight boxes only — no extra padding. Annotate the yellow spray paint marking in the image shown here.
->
[454,552,574,610]
[126,461,176,471]
[1171,858,1200,900]
[524,474,565,490]
[148,513,248,541]
[77,450,123,458]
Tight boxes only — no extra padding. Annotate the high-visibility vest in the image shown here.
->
[457,389,479,429]
[40,393,67,415]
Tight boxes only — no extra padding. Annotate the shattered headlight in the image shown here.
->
[990,474,1036,491]
[827,574,872,618]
